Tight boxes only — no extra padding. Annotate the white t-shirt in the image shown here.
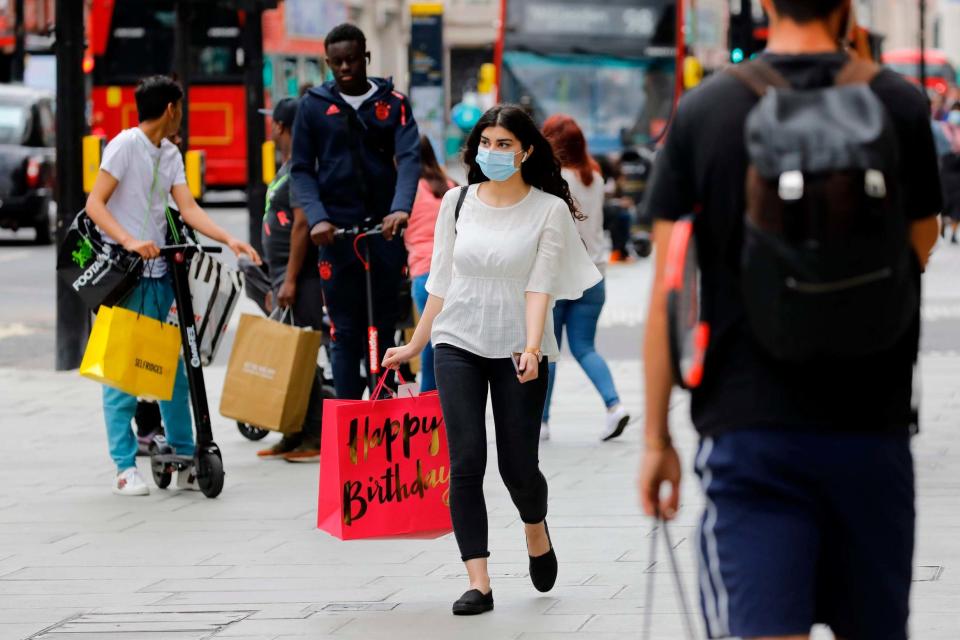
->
[425,184,602,358]
[100,127,186,276]
[563,167,607,272]
[340,81,378,111]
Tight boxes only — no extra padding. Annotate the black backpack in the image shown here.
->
[728,58,918,361]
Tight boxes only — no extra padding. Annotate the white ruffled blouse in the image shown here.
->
[425,184,602,358]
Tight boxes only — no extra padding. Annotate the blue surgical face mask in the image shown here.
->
[476,147,526,182]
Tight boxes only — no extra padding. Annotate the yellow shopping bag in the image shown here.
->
[80,305,182,401]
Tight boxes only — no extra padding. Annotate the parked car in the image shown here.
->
[0,85,56,244]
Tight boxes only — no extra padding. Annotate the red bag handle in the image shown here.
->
[370,369,407,404]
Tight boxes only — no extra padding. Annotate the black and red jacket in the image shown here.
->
[290,77,421,228]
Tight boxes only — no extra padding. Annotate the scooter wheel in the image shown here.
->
[148,441,173,489]
[151,465,172,489]
[634,239,653,258]
[197,452,224,499]
[237,422,269,441]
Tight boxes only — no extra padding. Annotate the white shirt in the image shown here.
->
[563,168,607,272]
[340,81,378,111]
[100,127,186,276]
[426,184,602,358]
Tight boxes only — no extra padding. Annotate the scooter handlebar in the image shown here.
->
[159,244,223,255]
[333,224,384,238]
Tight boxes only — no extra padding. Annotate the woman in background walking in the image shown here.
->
[539,114,629,442]
[405,135,456,391]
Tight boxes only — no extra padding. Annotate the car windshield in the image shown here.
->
[0,104,27,145]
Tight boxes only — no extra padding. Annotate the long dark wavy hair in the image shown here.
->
[419,135,455,198]
[463,105,582,220]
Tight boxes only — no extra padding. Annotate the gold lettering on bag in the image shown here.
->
[340,408,450,526]
[341,460,451,525]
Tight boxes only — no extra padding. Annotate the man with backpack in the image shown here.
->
[638,0,941,638]
[290,23,420,400]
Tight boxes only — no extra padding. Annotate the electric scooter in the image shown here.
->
[148,244,225,498]
[333,221,410,395]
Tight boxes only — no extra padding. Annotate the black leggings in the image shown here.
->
[434,344,550,561]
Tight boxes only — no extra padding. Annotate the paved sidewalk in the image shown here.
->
[1,251,960,639]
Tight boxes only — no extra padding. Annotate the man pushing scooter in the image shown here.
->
[290,23,420,399]
[86,76,260,496]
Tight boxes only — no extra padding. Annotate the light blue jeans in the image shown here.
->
[102,276,194,471]
[411,273,436,392]
[542,279,620,423]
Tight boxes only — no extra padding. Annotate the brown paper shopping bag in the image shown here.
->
[219,312,322,433]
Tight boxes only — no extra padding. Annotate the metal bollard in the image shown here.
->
[82,135,105,194]
[185,149,206,200]
[262,140,276,185]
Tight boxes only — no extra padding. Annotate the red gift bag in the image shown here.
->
[317,375,453,540]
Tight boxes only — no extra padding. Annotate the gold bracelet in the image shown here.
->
[523,347,542,360]
[644,434,673,451]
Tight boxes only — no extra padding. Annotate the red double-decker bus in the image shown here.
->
[89,1,329,189]
[89,0,248,188]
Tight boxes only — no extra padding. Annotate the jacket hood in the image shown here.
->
[309,77,395,105]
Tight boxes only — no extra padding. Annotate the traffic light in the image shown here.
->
[728,0,767,63]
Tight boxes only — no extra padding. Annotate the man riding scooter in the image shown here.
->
[290,23,420,400]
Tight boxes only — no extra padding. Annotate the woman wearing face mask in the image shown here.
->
[382,105,601,615]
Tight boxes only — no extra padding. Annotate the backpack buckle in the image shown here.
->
[778,170,804,201]
[864,169,887,198]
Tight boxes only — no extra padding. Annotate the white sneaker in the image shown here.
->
[539,422,551,441]
[113,467,149,496]
[176,465,201,491]
[601,405,630,441]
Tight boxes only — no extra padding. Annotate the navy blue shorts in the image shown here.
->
[694,428,914,639]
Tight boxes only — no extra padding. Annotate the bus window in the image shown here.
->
[501,52,674,153]
[189,6,243,83]
[94,1,243,86]
[94,1,175,85]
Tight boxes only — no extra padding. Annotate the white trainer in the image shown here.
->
[113,467,149,496]
[539,422,551,442]
[602,405,630,441]
[176,465,201,491]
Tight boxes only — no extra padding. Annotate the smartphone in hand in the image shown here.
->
[511,352,522,375]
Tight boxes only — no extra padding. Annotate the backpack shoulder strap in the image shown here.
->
[834,58,881,86]
[453,185,468,234]
[726,59,791,98]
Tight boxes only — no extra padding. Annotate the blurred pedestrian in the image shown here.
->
[291,23,420,400]
[85,75,260,496]
[596,156,633,262]
[404,135,457,392]
[539,115,629,441]
[382,105,601,616]
[258,96,326,462]
[937,104,960,244]
[639,0,940,637]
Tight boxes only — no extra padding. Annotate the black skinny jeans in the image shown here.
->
[434,344,550,561]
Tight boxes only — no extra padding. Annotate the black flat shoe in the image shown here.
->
[528,521,558,593]
[452,589,494,615]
